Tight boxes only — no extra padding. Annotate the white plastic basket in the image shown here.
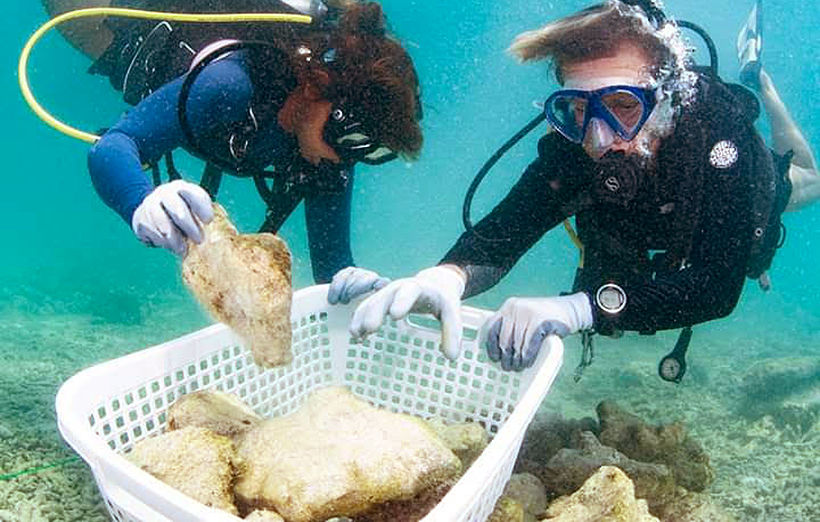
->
[56,285,563,522]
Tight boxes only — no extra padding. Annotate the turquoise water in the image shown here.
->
[1,1,817,520]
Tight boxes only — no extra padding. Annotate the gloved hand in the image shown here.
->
[328,267,391,305]
[481,292,593,371]
[131,180,214,256]
[349,265,466,360]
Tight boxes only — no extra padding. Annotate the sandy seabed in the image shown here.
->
[0,290,816,522]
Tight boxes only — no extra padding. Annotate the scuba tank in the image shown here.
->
[89,0,330,104]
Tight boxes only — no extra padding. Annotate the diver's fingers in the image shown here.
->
[388,281,423,320]
[344,270,381,304]
[522,322,551,370]
[479,315,503,362]
[510,320,529,371]
[328,267,357,305]
[497,314,517,370]
[147,203,186,256]
[135,221,163,249]
[350,283,401,338]
[177,182,214,224]
[161,195,203,244]
[438,297,463,361]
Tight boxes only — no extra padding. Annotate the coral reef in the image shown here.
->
[503,472,548,521]
[541,466,658,521]
[597,401,714,491]
[535,431,677,511]
[517,401,734,520]
[488,495,527,522]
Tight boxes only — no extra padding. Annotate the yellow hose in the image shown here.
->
[18,7,312,144]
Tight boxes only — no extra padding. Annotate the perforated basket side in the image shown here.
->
[422,336,564,522]
[56,286,563,522]
[338,315,530,434]
[58,289,344,521]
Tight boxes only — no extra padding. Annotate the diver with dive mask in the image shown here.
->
[37,0,423,284]
[544,82,660,206]
[331,0,792,382]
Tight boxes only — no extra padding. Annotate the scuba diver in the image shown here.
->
[40,0,422,283]
[329,0,817,377]
[737,0,820,212]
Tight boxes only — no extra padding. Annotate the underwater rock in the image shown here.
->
[489,495,527,522]
[517,413,599,469]
[538,431,676,510]
[504,473,548,521]
[168,390,262,440]
[424,416,489,469]
[182,204,293,368]
[597,401,714,492]
[234,386,461,522]
[541,466,659,521]
[127,426,240,515]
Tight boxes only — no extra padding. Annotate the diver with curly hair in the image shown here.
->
[41,0,422,283]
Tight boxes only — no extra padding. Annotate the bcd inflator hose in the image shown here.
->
[18,8,312,144]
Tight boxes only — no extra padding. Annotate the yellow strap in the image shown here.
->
[562,218,585,268]
[18,8,312,144]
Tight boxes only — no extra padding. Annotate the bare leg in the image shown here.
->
[758,70,820,211]
[41,0,114,60]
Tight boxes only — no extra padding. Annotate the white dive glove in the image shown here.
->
[349,265,467,360]
[327,267,391,305]
[131,180,214,256]
[480,293,593,372]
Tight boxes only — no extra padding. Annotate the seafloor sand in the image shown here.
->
[0,288,816,522]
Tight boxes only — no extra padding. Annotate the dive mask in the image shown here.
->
[544,85,657,144]
[323,103,397,166]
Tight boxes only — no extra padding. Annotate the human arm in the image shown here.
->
[87,57,252,238]
[345,134,589,357]
[441,133,589,297]
[305,168,356,283]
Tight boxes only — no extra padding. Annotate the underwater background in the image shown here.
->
[1,0,817,520]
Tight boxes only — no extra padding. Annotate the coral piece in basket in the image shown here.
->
[424,416,489,469]
[182,204,293,368]
[245,510,286,521]
[169,390,263,439]
[127,426,241,515]
[234,386,462,522]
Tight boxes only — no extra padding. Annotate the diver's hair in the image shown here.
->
[508,1,676,84]
[288,0,423,159]
[324,2,422,158]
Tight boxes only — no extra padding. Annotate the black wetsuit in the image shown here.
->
[442,77,790,335]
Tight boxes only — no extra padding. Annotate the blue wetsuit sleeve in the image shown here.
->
[304,171,355,283]
[87,57,253,223]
